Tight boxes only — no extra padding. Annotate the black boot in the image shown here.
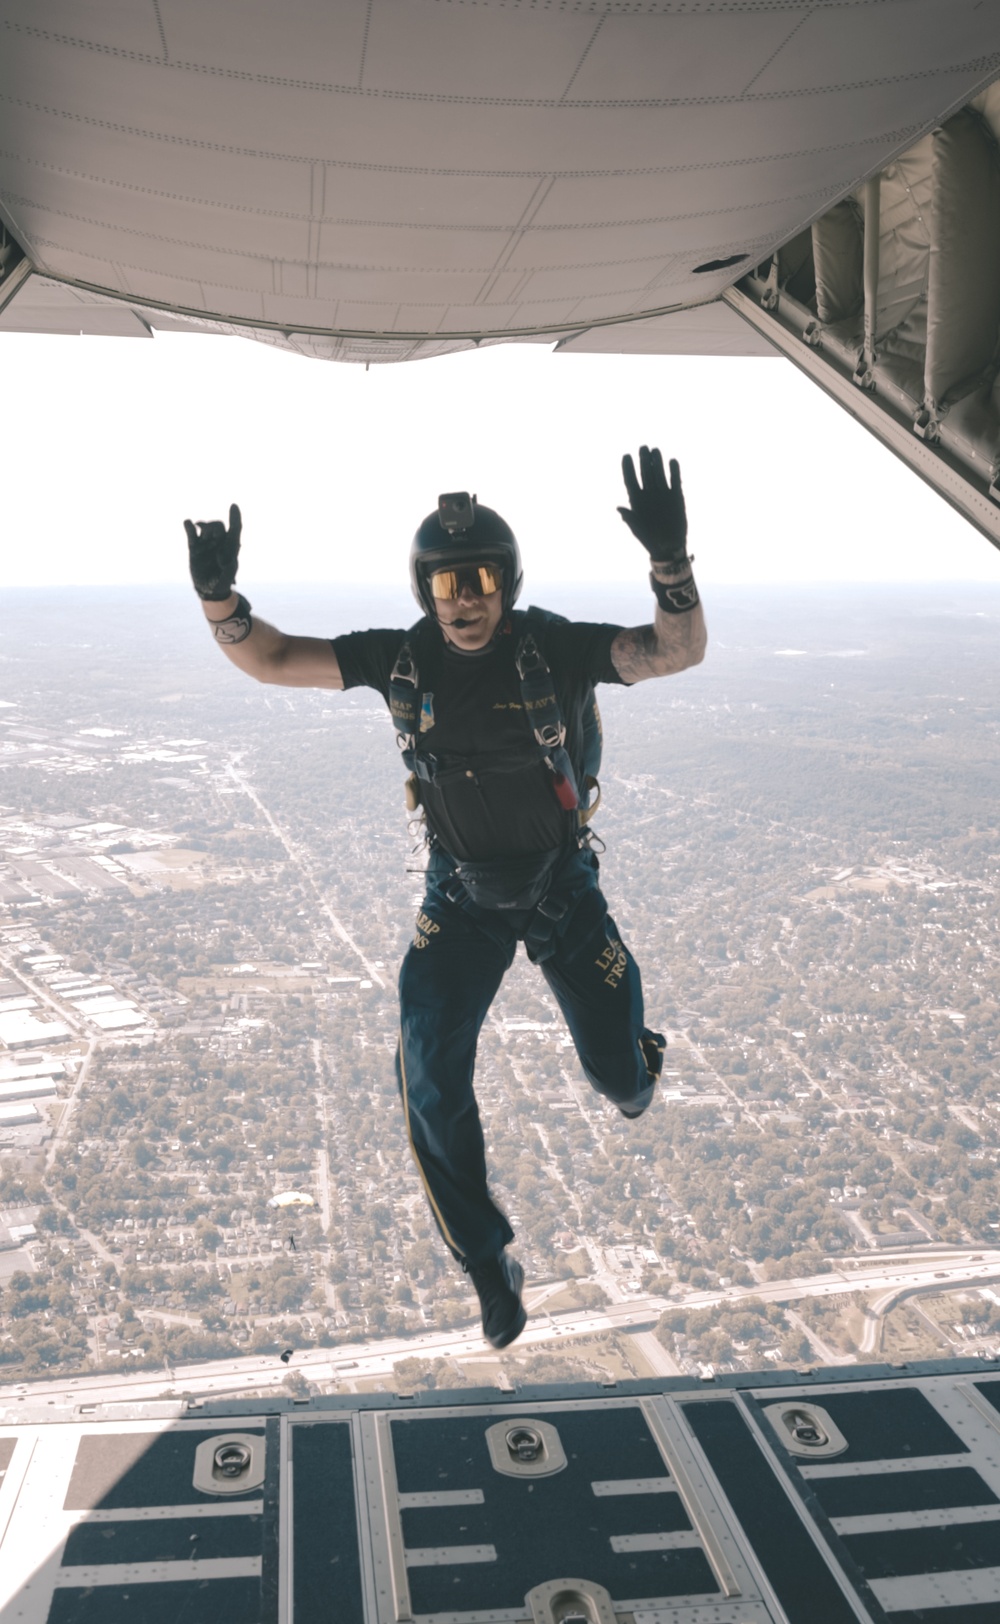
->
[620,1028,666,1119]
[466,1251,527,1348]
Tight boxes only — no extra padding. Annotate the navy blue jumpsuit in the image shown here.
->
[333,614,660,1267]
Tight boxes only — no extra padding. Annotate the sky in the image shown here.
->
[2,328,998,595]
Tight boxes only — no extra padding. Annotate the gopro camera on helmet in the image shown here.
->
[438,492,476,534]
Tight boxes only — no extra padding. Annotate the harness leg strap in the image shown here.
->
[523,890,570,963]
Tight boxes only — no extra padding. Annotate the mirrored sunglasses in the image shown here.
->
[429,563,503,601]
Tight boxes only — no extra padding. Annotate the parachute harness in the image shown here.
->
[389,638,424,812]
[389,611,601,827]
[514,630,580,814]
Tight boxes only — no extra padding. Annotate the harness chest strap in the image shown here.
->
[513,614,603,822]
[514,630,579,810]
[388,616,601,822]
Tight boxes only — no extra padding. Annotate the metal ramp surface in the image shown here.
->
[3,1362,1000,1623]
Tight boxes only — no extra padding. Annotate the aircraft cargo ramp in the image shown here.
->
[4,1360,1000,1622]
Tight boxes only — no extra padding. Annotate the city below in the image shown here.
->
[1,583,999,1403]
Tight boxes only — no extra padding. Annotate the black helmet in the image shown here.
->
[410,492,523,620]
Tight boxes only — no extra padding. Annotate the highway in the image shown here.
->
[4,1246,999,1414]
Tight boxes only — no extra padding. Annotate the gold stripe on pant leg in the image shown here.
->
[397,1032,463,1260]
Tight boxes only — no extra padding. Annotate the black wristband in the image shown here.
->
[207,593,253,644]
[650,572,699,615]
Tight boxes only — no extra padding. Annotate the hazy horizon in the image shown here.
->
[3,333,1000,592]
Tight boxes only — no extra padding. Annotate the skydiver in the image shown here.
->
[185,448,706,1349]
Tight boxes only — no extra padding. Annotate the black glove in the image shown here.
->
[184,503,242,601]
[617,447,688,568]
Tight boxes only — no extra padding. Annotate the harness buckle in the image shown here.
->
[392,643,418,689]
[390,639,422,758]
[514,633,546,682]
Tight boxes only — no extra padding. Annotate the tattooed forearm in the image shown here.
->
[610,625,662,683]
[610,586,707,684]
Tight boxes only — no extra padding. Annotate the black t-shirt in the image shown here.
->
[333,611,626,862]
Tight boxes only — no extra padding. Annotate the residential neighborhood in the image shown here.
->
[1,583,999,1395]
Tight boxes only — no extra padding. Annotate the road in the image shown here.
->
[747,1252,1000,1312]
[225,758,386,989]
[857,1275,984,1358]
[44,1036,97,1172]
[312,1041,333,1235]
[0,948,86,1038]
[581,1236,629,1304]
[6,1247,1000,1413]
[630,1328,682,1376]
[784,1305,852,1366]
[0,1305,656,1412]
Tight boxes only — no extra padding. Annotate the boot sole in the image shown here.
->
[480,1257,526,1349]
[620,1083,656,1119]
[487,1302,528,1349]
